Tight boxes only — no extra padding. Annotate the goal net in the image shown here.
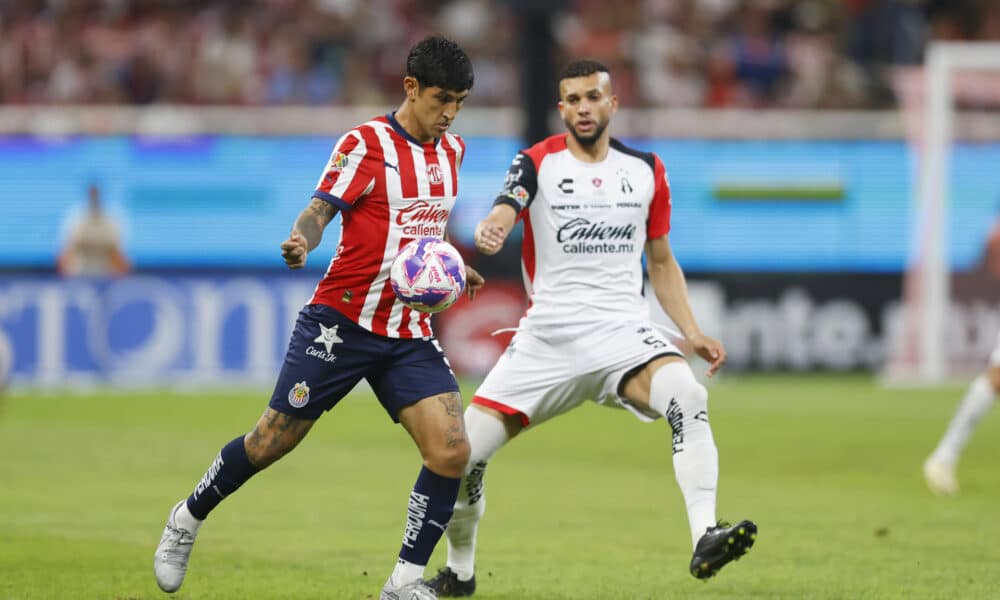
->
[884,41,1000,385]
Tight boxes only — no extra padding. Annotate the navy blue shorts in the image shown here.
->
[268,304,459,421]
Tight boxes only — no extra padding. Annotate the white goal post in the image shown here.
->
[886,41,1000,385]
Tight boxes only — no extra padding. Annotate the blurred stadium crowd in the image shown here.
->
[1,0,999,109]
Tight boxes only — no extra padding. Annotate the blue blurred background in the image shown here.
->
[3,135,1000,271]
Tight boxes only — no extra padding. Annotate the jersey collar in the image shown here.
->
[387,112,438,147]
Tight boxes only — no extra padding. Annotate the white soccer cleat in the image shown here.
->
[154,500,199,593]
[923,458,959,496]
[380,579,438,600]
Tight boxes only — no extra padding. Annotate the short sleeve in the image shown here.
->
[493,151,538,216]
[647,154,671,239]
[313,130,377,211]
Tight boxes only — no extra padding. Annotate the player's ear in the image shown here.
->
[404,76,419,102]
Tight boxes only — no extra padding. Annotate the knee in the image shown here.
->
[424,436,471,479]
[662,378,709,436]
[243,429,299,469]
[684,379,709,413]
[244,409,314,469]
[244,440,288,469]
[650,362,708,418]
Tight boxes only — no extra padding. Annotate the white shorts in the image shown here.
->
[472,320,684,427]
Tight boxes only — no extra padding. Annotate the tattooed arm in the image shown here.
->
[279,198,339,269]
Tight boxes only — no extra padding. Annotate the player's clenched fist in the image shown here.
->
[280,230,309,269]
[474,220,507,255]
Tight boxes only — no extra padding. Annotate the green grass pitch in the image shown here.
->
[1,374,998,599]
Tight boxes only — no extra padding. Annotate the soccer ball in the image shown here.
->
[389,237,467,313]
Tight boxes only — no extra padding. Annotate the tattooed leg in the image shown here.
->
[183,407,313,521]
[437,392,468,450]
[244,408,316,469]
[391,393,470,585]
[399,392,470,478]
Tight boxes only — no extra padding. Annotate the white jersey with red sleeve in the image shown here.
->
[495,134,671,331]
[308,113,465,338]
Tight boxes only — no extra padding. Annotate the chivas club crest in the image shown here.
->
[427,163,444,185]
[288,381,311,408]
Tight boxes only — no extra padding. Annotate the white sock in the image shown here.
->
[930,375,996,466]
[675,441,719,548]
[649,362,719,548]
[388,558,424,587]
[175,500,203,534]
[445,406,510,581]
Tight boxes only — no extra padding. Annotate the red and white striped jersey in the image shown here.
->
[308,113,465,338]
[495,134,671,330]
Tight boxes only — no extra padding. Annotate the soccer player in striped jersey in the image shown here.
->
[428,60,756,596]
[154,37,483,600]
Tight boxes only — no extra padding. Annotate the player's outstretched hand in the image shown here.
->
[280,230,309,269]
[474,220,507,255]
[689,333,727,378]
[465,265,485,300]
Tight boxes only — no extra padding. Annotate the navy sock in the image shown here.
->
[185,435,260,520]
[398,466,461,566]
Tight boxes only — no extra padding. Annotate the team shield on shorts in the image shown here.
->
[269,304,459,421]
[473,320,683,427]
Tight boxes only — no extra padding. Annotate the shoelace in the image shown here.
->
[401,581,436,600]
[160,526,195,567]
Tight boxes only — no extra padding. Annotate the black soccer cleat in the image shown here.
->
[426,566,476,597]
[689,519,757,580]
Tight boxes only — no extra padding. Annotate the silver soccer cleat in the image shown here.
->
[153,500,200,593]
[380,579,439,600]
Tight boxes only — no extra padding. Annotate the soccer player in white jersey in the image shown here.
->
[924,329,1000,495]
[153,37,484,600]
[428,60,756,597]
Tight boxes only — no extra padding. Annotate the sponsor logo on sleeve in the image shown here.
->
[504,185,529,205]
[331,152,349,171]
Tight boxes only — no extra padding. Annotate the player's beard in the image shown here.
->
[566,117,608,147]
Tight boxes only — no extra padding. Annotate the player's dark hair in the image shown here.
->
[559,59,610,82]
[406,36,474,92]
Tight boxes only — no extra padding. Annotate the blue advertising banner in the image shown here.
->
[0,274,318,387]
[1,271,995,387]
[1,135,999,272]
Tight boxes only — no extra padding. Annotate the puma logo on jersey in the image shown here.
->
[384,161,400,173]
